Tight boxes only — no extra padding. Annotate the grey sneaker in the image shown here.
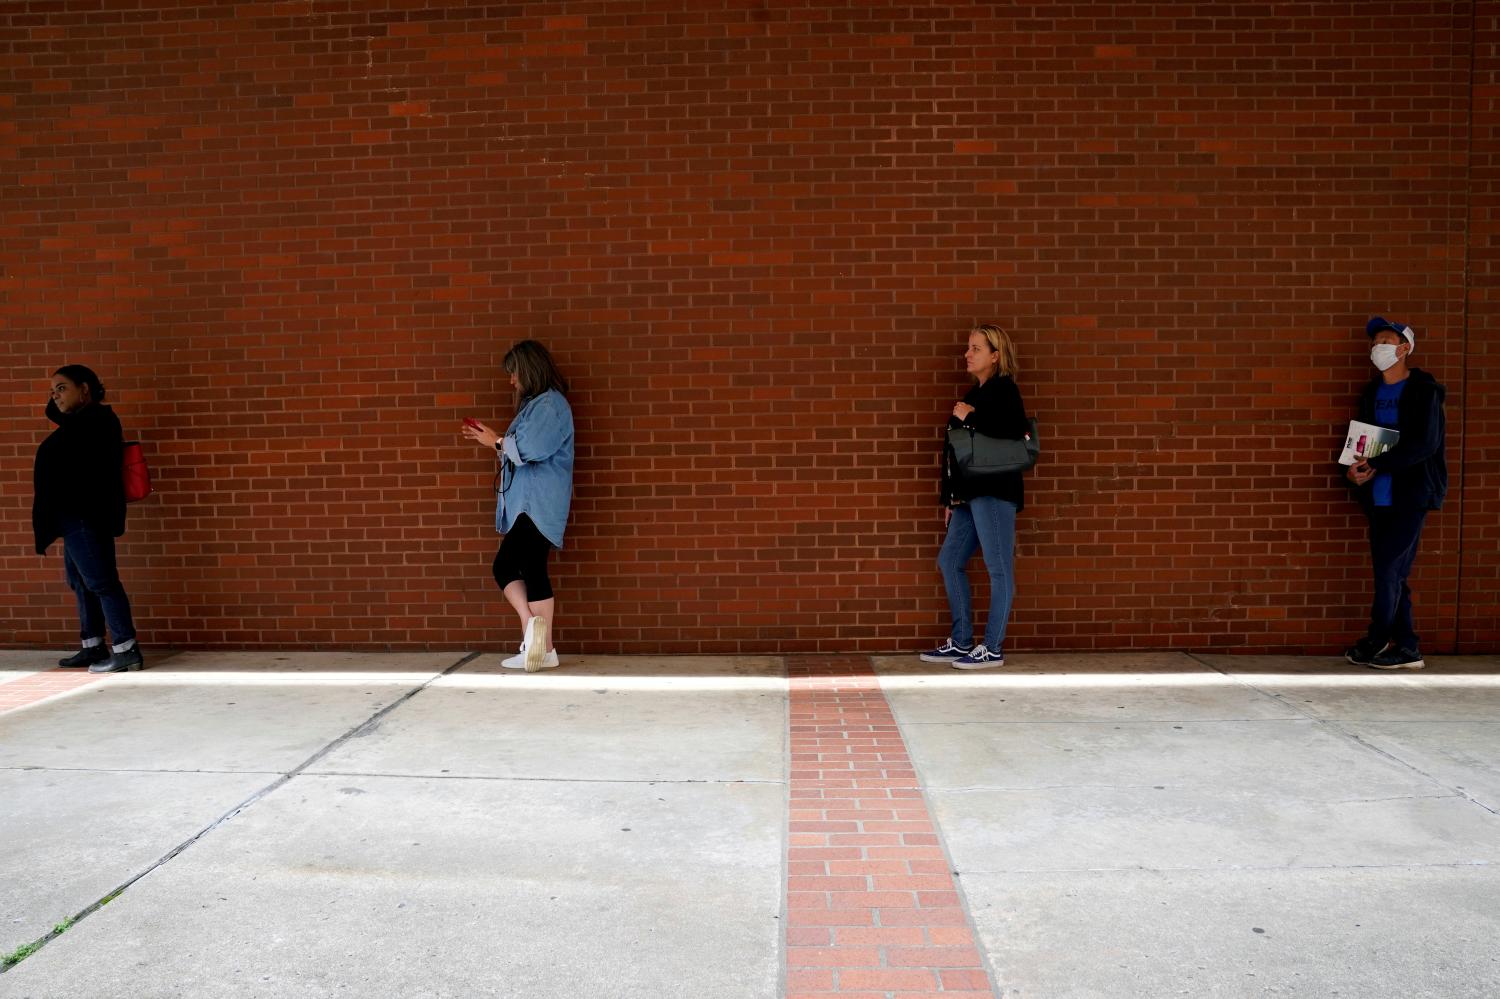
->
[89,646,145,673]
[59,646,109,669]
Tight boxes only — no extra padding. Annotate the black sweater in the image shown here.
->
[941,374,1030,511]
[32,400,127,554]
[1353,367,1447,512]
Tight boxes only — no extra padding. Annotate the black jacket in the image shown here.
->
[1353,367,1447,512]
[941,374,1030,511]
[32,400,127,554]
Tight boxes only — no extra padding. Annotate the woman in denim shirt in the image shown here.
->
[463,341,575,671]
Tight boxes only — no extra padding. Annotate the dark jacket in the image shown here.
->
[941,374,1029,511]
[1353,367,1447,512]
[33,400,127,554]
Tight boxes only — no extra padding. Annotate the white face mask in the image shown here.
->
[1370,343,1402,371]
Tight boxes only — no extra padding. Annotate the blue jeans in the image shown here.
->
[1366,506,1426,652]
[62,520,137,648]
[938,496,1017,651]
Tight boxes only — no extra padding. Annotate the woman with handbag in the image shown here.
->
[920,324,1031,669]
[462,341,575,672]
[33,365,145,673]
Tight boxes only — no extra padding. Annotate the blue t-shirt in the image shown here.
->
[1371,379,1406,507]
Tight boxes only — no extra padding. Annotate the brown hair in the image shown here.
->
[503,340,569,398]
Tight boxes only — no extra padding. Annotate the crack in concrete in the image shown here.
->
[0,651,480,976]
[1325,793,1466,805]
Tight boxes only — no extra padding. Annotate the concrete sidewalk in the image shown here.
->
[2,649,1498,998]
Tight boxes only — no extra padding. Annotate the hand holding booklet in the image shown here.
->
[1339,420,1399,465]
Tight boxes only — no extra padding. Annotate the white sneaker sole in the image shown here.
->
[524,617,548,673]
[952,660,1002,670]
[1369,659,1425,670]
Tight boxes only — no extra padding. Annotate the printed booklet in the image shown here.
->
[1339,420,1399,465]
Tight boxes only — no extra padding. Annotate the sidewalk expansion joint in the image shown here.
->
[955,859,1500,876]
[903,716,1309,725]
[303,770,784,786]
[2,765,283,776]
[0,650,480,976]
[933,786,1467,803]
[936,783,1189,793]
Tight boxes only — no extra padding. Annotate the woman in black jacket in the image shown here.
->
[33,365,143,673]
[919,325,1030,670]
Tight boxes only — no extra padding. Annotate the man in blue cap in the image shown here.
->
[1343,317,1447,669]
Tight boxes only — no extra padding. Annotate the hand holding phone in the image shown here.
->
[462,417,482,430]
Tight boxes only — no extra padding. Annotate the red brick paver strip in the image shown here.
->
[786,655,996,998]
[0,669,106,714]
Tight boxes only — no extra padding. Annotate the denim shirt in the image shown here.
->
[496,389,574,547]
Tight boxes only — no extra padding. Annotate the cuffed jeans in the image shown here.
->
[62,519,137,649]
[1366,505,1426,653]
[938,496,1017,652]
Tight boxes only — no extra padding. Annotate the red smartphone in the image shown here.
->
[462,417,482,430]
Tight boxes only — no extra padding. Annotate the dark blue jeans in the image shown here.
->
[1365,505,1426,653]
[62,520,137,648]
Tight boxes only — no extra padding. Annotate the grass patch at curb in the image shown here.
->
[2,940,42,970]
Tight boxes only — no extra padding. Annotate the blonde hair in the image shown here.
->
[970,324,1018,379]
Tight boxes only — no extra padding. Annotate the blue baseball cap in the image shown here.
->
[1366,316,1415,352]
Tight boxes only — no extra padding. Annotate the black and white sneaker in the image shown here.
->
[919,639,974,664]
[1344,637,1389,666]
[952,644,1005,670]
[1367,646,1425,671]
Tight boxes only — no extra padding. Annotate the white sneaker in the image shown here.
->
[524,616,550,672]
[499,643,559,671]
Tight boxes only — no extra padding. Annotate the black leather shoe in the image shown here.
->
[89,646,145,673]
[59,646,110,669]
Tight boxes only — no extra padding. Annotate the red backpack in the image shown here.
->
[122,441,152,502]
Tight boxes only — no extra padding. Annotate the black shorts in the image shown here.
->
[492,514,554,601]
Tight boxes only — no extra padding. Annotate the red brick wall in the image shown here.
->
[1463,2,1500,649]
[2,1,1494,654]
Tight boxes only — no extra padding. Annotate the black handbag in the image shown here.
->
[946,418,1040,477]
